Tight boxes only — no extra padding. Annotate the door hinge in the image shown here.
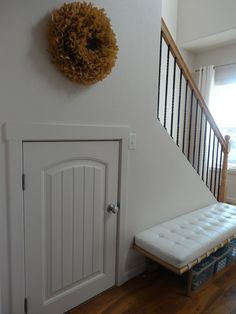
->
[24,298,28,314]
[22,174,26,191]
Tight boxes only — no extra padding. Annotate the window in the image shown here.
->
[210,83,236,168]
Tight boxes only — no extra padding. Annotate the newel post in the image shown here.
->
[219,135,230,203]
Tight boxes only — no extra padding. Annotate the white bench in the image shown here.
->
[134,202,236,295]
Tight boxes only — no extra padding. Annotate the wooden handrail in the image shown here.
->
[161,19,227,152]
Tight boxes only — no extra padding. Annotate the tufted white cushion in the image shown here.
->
[135,203,236,269]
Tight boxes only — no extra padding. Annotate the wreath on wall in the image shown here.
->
[48,2,119,85]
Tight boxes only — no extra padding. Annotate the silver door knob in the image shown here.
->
[107,204,119,214]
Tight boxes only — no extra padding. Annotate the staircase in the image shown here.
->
[158,19,230,202]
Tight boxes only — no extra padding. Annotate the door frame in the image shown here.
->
[4,122,129,314]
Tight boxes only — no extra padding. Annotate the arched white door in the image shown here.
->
[23,141,119,314]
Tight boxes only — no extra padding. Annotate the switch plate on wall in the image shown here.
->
[129,133,136,150]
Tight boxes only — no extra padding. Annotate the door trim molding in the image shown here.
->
[4,122,129,314]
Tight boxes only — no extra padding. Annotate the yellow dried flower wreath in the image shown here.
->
[48,2,118,85]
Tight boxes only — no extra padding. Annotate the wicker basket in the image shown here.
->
[191,256,215,290]
[214,256,227,273]
[226,239,236,265]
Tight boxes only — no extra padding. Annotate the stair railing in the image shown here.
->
[158,19,230,202]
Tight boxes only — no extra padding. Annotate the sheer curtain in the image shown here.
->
[195,66,216,179]
[213,64,236,167]
[197,65,215,106]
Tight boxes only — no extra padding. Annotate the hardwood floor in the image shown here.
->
[68,264,236,314]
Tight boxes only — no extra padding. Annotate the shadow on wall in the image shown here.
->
[28,14,89,96]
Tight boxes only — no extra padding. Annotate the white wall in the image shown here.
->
[180,49,196,72]
[195,43,236,69]
[0,1,215,312]
[228,171,236,205]
[161,0,195,71]
[178,0,236,46]
[161,0,179,40]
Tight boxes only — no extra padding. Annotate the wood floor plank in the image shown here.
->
[68,264,236,314]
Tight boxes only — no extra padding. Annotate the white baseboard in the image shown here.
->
[119,263,147,286]
[227,197,236,205]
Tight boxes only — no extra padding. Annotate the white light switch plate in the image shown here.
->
[129,133,137,150]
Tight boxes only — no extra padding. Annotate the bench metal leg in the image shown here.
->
[186,269,193,297]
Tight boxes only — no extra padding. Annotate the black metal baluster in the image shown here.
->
[202,115,208,181]
[192,99,199,168]
[197,108,203,175]
[187,90,194,161]
[164,45,170,129]
[214,140,220,197]
[182,80,188,154]
[206,127,212,187]
[157,33,163,120]
[210,135,216,192]
[217,147,223,200]
[177,69,183,146]
[157,32,225,200]
[170,57,177,138]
